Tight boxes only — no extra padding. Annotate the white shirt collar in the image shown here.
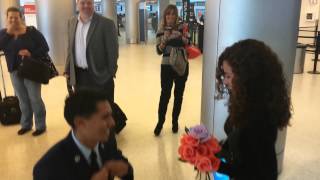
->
[71,130,100,164]
[77,14,93,24]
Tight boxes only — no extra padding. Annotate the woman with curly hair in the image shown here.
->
[154,5,189,136]
[215,39,292,180]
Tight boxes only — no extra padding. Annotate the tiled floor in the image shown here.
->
[0,43,319,180]
[278,53,320,180]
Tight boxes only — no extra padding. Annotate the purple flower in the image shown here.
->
[189,125,210,143]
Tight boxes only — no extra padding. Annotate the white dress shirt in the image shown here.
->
[75,15,92,69]
[71,131,102,167]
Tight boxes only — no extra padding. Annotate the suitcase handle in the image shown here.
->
[0,52,8,98]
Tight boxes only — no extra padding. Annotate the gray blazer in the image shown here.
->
[65,13,119,86]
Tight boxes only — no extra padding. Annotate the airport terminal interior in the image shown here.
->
[0,0,320,179]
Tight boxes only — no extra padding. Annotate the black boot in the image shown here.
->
[154,121,164,136]
[172,120,178,133]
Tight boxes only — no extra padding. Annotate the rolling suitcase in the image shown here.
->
[0,53,21,125]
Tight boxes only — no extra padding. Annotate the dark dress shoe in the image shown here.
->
[32,129,46,136]
[17,128,31,135]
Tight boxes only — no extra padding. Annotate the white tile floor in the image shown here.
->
[0,43,319,180]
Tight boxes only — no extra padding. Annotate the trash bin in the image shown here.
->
[294,43,307,74]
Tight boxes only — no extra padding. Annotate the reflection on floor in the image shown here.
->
[0,44,319,180]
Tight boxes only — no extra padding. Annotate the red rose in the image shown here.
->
[196,144,211,157]
[195,156,213,172]
[210,156,221,171]
[205,144,221,156]
[181,134,199,147]
[178,145,197,164]
[205,137,221,154]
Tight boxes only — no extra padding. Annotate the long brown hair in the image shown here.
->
[160,5,179,30]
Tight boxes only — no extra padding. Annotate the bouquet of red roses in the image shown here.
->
[178,125,221,180]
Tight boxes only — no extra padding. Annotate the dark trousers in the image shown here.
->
[158,64,189,126]
[74,67,115,102]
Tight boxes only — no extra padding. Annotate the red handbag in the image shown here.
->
[186,45,201,59]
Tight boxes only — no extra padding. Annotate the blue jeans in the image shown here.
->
[10,71,46,130]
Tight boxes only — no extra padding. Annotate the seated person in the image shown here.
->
[33,89,133,180]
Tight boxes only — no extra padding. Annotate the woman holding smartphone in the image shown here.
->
[154,5,189,136]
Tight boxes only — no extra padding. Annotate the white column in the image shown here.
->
[201,0,301,174]
[125,0,140,44]
[102,0,117,26]
[200,0,221,137]
[0,0,20,28]
[35,0,76,66]
[158,0,169,22]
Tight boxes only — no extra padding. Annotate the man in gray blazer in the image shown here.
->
[65,0,118,101]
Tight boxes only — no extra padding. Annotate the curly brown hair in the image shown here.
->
[216,39,291,130]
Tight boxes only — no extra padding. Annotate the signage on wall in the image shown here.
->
[23,3,37,27]
[306,12,317,21]
[24,4,36,14]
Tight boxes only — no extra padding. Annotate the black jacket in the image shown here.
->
[218,117,278,180]
[33,132,133,180]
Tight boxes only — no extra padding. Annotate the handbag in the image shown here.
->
[42,55,59,79]
[18,55,58,84]
[19,26,59,84]
[169,47,188,76]
[186,45,201,59]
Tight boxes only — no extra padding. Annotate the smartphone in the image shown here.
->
[164,26,173,32]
